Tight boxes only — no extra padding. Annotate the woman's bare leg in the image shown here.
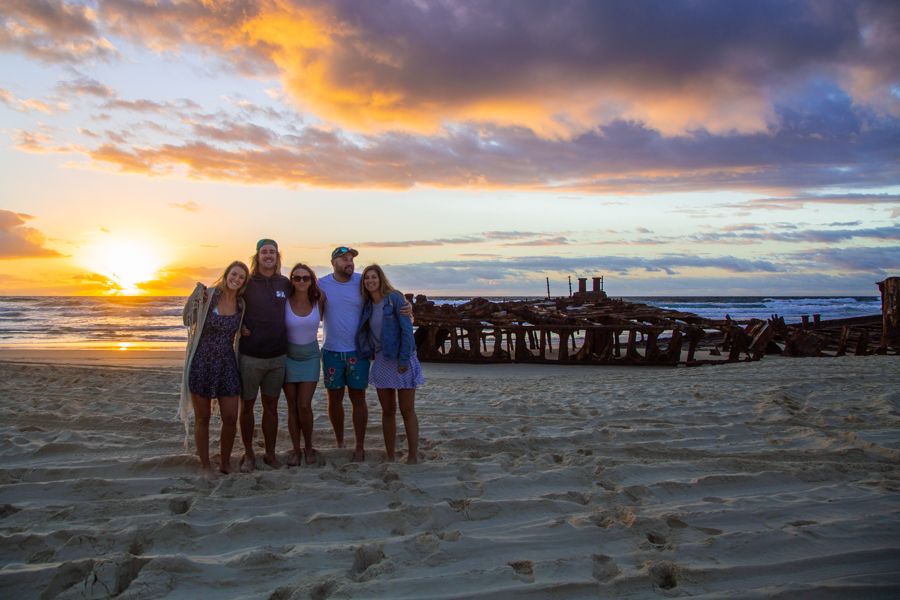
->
[377,388,398,462]
[191,394,212,471]
[283,382,302,466]
[218,395,239,474]
[298,381,318,463]
[398,389,419,464]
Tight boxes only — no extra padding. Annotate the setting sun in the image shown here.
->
[79,237,167,295]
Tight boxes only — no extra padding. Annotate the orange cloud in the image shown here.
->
[0,210,64,259]
[169,201,200,212]
[95,1,899,139]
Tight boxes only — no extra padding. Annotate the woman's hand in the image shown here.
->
[241,325,252,336]
[398,365,408,374]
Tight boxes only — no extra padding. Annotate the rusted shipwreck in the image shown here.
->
[410,276,899,367]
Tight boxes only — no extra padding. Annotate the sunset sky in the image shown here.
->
[1,0,898,297]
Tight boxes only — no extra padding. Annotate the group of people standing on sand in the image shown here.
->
[179,240,424,475]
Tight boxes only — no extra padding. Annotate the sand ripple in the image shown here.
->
[1,357,898,598]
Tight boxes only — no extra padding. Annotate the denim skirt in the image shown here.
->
[285,341,321,383]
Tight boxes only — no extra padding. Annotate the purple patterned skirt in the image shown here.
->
[369,351,425,389]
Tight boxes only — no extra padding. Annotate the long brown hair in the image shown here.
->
[212,260,250,296]
[360,263,399,302]
[288,262,322,304]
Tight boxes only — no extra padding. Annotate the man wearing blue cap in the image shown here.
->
[319,246,368,461]
[237,239,291,471]
[319,245,411,462]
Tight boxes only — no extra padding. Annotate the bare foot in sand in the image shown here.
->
[286,450,301,467]
[239,453,256,473]
[351,449,365,462]
[263,453,282,469]
[384,453,396,463]
[304,448,318,465]
[405,455,419,465]
[219,459,232,475]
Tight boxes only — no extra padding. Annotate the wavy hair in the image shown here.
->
[212,260,250,296]
[250,246,282,276]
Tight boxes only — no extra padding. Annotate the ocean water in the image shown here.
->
[0,295,882,349]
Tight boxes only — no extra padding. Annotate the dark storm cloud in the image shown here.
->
[89,0,899,137]
[5,1,898,193]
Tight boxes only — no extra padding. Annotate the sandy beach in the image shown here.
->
[0,351,898,599]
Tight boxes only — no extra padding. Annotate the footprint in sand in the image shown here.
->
[508,559,534,582]
[309,579,339,600]
[168,497,192,515]
[665,516,689,529]
[592,554,620,582]
[648,560,679,590]
[350,544,386,581]
[589,511,615,528]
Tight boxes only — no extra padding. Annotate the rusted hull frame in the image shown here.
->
[414,322,753,367]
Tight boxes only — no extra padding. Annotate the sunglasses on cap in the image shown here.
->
[331,246,359,260]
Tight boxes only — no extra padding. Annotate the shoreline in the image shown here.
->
[0,346,776,372]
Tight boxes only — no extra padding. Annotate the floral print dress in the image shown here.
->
[188,292,242,399]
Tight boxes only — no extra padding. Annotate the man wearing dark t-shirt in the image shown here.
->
[238,239,291,471]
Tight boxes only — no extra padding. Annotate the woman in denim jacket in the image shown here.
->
[356,264,424,463]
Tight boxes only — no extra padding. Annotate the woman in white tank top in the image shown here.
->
[283,262,325,466]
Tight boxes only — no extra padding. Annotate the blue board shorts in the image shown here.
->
[322,350,370,390]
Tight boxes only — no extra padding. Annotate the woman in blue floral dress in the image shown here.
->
[180,261,249,474]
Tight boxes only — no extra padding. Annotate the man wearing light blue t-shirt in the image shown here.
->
[319,246,368,461]
[319,245,411,462]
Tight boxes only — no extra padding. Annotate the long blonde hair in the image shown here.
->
[360,263,399,301]
[212,260,250,296]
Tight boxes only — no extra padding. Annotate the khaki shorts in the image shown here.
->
[239,354,285,400]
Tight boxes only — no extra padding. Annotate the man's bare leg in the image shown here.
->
[239,396,257,472]
[327,387,346,448]
[376,388,397,462]
[260,394,281,468]
[348,388,368,462]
